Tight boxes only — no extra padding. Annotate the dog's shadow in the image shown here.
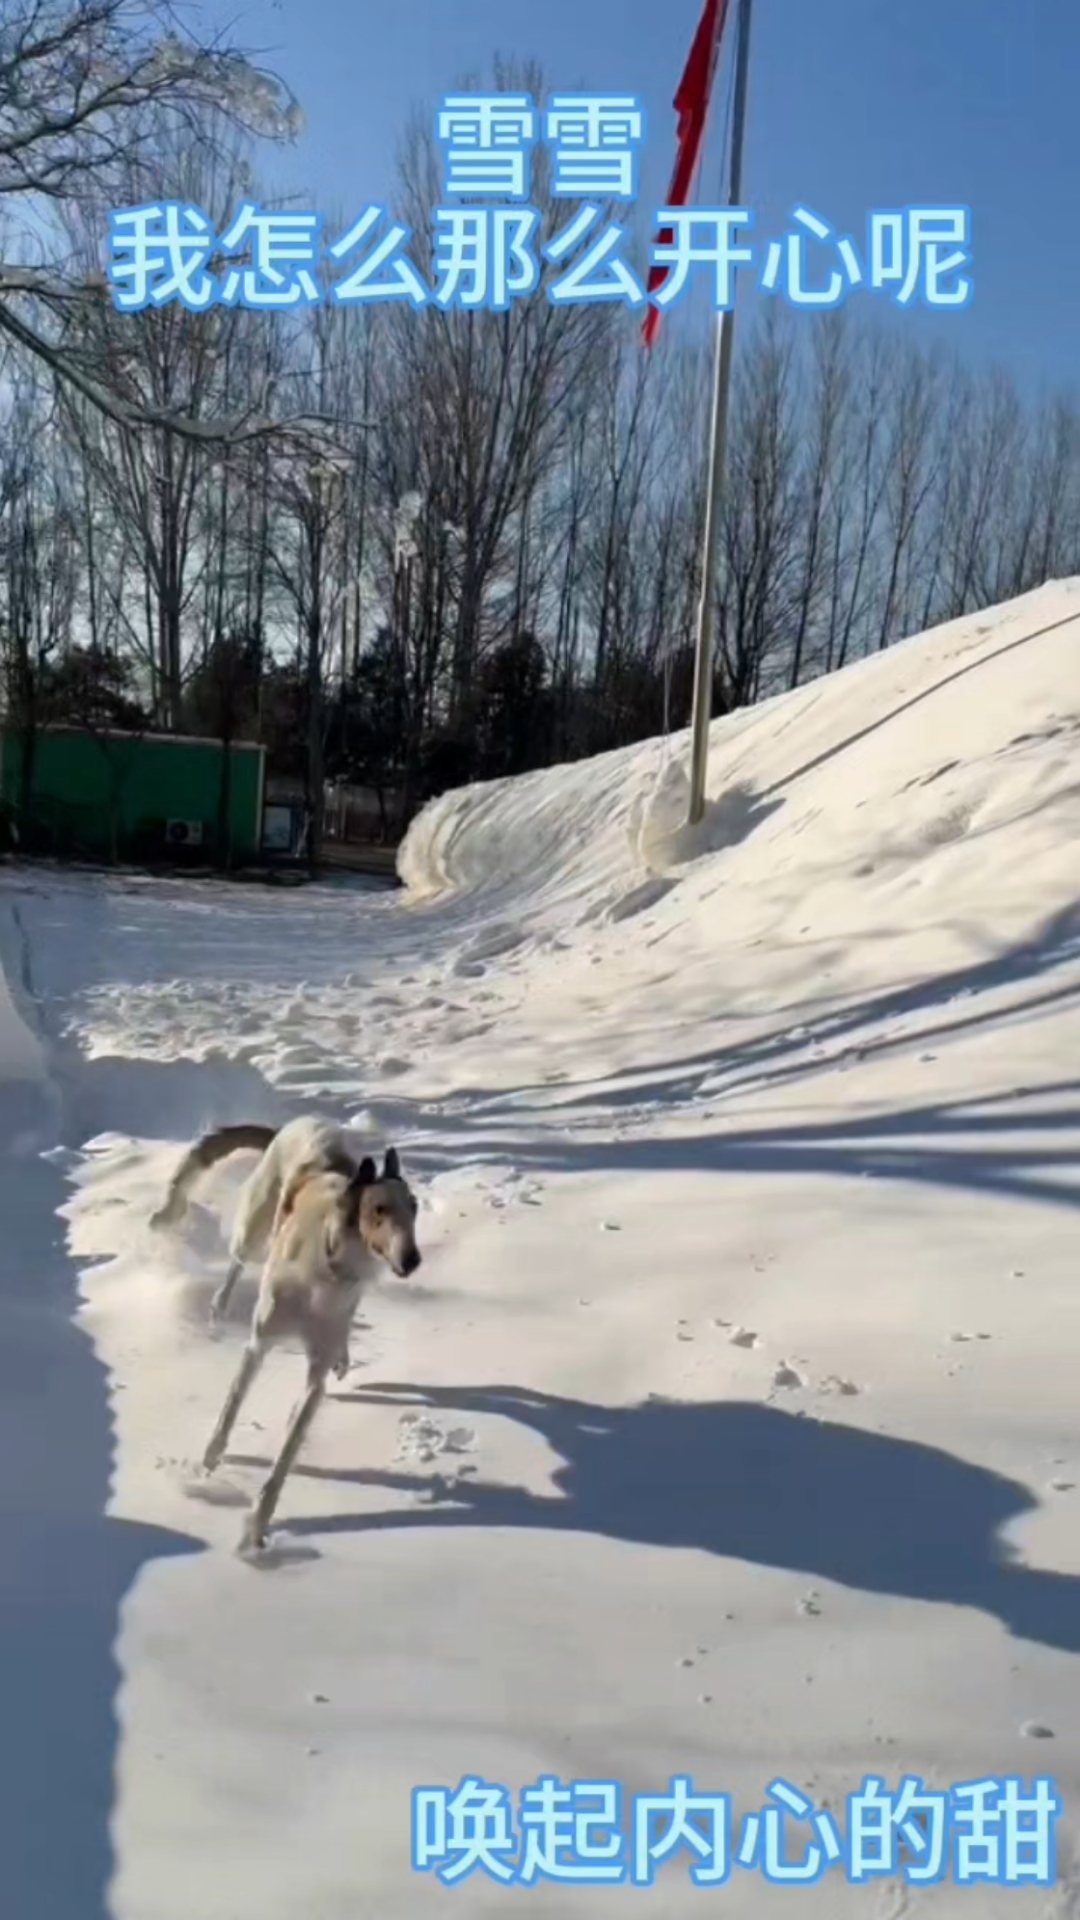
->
[243,1381,1080,1657]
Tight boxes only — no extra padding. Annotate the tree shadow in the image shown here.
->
[289,1381,1080,1657]
[438,1077,1080,1214]
[454,895,1080,1128]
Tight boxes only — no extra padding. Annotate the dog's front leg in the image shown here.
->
[241,1360,327,1551]
[202,1339,265,1474]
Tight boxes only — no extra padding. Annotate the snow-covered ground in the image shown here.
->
[4,578,1080,1917]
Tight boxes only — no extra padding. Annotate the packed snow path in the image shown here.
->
[3,580,1080,1915]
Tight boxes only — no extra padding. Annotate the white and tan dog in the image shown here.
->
[151,1117,421,1551]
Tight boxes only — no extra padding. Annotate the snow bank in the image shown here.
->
[0,919,46,1089]
[400,579,1080,944]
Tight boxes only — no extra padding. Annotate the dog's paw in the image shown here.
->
[238,1517,267,1556]
[236,1520,317,1566]
[181,1468,248,1507]
[237,1527,321,1568]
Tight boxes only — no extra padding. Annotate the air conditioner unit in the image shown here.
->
[165,818,204,848]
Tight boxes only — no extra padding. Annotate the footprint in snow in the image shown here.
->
[395,1414,477,1465]
[179,1469,251,1508]
[771,1363,806,1390]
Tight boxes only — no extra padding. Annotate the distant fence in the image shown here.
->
[0,726,265,867]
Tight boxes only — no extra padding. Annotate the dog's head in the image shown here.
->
[345,1148,421,1277]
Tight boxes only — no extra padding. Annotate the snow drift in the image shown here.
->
[400,578,1080,948]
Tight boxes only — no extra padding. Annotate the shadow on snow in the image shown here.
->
[0,1071,204,1920]
[284,1381,1080,1658]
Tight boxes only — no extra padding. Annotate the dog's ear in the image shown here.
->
[383,1146,401,1182]
[352,1155,377,1190]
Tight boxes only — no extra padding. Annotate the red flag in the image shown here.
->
[642,0,732,347]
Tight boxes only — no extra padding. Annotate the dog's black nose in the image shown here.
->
[401,1248,421,1276]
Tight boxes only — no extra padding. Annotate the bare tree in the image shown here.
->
[718,312,801,703]
[937,367,1023,618]
[60,123,296,721]
[875,340,945,650]
[0,0,323,441]
[827,328,891,670]
[264,298,360,864]
[385,65,613,732]
[0,374,77,832]
[788,314,848,688]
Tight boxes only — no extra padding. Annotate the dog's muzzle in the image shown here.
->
[396,1248,421,1277]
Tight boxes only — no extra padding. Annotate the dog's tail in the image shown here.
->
[150,1123,278,1231]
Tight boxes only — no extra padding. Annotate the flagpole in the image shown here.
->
[686,0,754,827]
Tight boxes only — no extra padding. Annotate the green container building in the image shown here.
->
[0,725,266,866]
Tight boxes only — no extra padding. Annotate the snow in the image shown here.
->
[4,577,1080,1914]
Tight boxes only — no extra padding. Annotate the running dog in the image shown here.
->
[151,1118,421,1551]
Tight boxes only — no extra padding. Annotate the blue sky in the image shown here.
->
[218,0,1078,399]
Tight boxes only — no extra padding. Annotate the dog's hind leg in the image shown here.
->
[202,1339,266,1474]
[241,1360,327,1550]
[230,1160,283,1270]
[331,1325,353,1380]
[209,1258,244,1326]
[211,1159,283,1327]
